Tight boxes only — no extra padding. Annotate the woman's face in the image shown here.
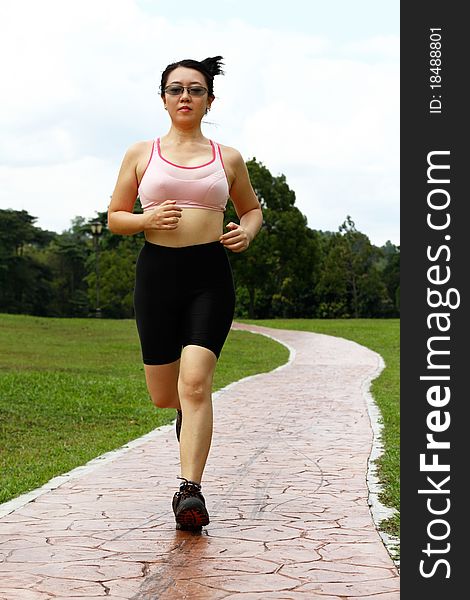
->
[162,66,212,123]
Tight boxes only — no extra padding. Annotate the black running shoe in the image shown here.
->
[175,409,182,442]
[172,477,210,530]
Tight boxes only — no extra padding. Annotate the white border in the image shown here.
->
[361,348,401,569]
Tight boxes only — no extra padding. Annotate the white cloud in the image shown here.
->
[0,157,116,232]
[341,34,401,61]
[0,0,399,245]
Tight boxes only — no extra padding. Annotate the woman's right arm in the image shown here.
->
[108,143,147,235]
[108,142,182,235]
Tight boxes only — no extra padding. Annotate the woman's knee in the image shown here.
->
[178,345,216,403]
[150,391,179,409]
[178,374,211,403]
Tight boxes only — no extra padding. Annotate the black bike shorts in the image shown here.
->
[134,240,236,365]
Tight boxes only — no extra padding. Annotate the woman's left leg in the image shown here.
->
[177,344,218,485]
[171,242,235,528]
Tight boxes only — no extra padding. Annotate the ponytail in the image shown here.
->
[200,56,225,78]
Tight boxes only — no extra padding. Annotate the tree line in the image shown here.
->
[0,159,399,319]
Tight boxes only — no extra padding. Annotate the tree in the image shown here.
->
[338,216,370,318]
[313,230,350,317]
[0,209,56,314]
[26,216,92,317]
[85,235,142,318]
[314,217,394,318]
[84,206,144,318]
[380,241,400,315]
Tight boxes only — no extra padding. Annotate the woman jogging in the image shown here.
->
[108,56,262,530]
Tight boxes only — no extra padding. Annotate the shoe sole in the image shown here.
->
[175,506,210,530]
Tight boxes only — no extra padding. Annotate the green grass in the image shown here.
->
[242,319,399,539]
[0,313,288,504]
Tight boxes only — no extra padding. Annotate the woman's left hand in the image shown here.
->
[219,222,251,253]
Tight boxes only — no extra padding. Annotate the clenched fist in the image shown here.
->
[219,222,251,253]
[143,200,182,230]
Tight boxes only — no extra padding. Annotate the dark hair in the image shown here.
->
[160,56,224,98]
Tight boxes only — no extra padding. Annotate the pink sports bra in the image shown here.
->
[138,138,230,213]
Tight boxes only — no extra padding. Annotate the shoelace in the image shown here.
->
[176,476,203,500]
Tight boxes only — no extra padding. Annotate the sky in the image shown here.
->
[0,0,399,247]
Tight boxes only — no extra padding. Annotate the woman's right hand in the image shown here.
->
[143,200,182,230]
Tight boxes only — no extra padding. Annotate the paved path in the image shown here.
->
[0,323,399,599]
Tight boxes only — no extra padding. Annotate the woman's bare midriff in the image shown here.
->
[144,207,225,247]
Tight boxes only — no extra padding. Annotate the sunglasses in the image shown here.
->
[163,85,208,97]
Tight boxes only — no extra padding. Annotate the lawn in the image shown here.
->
[242,318,400,539]
[0,313,288,504]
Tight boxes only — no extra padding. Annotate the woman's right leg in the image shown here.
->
[144,360,181,410]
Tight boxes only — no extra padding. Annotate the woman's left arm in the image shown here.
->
[219,148,263,253]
